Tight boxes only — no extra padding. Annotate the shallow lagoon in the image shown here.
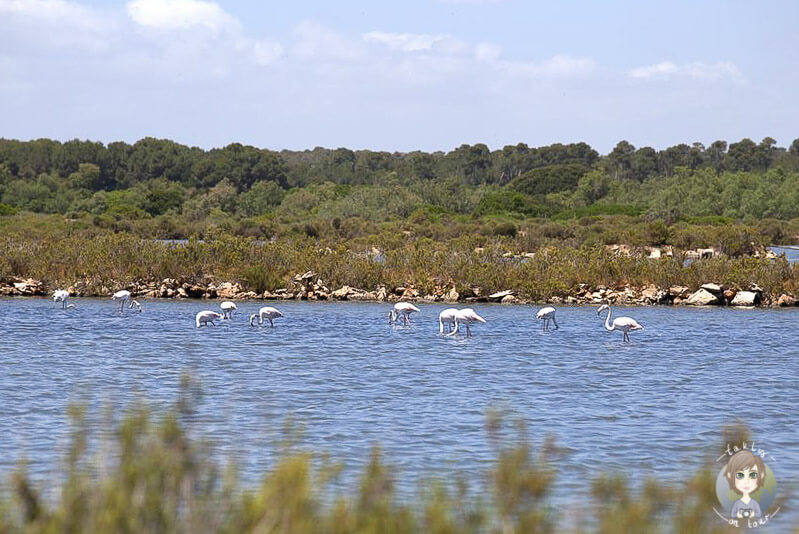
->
[1,298,796,520]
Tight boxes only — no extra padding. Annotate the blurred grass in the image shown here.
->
[0,388,789,534]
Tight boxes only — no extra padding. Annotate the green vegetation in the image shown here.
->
[0,387,774,533]
[2,137,799,239]
[2,137,799,297]
[3,228,799,300]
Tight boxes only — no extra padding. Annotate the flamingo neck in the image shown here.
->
[603,307,614,331]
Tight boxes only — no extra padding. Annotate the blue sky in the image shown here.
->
[1,0,797,153]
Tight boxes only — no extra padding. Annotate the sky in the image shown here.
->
[1,0,798,154]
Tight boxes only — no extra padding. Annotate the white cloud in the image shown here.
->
[491,54,596,79]
[629,61,742,82]
[253,40,283,66]
[291,21,365,62]
[364,31,449,52]
[126,0,238,34]
[0,0,107,31]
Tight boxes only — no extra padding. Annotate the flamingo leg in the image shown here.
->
[446,319,459,336]
[269,318,274,327]
[466,323,472,337]
[543,318,548,331]
[552,316,559,330]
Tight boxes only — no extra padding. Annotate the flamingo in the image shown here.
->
[112,290,131,312]
[221,301,237,319]
[596,304,643,343]
[129,300,142,313]
[439,308,459,334]
[536,307,558,331]
[52,290,75,309]
[249,306,284,327]
[388,302,420,325]
[196,310,223,327]
[448,308,486,337]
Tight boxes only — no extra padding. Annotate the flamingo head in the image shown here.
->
[596,304,609,315]
[249,313,257,326]
[462,308,486,323]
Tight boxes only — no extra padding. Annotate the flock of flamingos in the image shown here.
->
[51,288,646,342]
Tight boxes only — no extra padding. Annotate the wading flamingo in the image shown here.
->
[52,290,75,309]
[250,306,284,327]
[439,308,459,334]
[129,300,142,313]
[388,302,420,325]
[596,304,643,343]
[221,301,237,319]
[535,307,558,331]
[448,308,486,337]
[112,290,131,312]
[196,310,223,327]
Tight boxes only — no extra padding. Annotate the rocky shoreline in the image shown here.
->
[2,271,797,308]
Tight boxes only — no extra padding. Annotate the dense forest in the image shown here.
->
[1,136,799,246]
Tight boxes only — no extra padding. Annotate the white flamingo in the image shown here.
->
[388,302,420,325]
[129,300,142,313]
[439,308,459,334]
[448,308,487,337]
[196,310,223,327]
[112,290,131,312]
[221,301,237,319]
[52,289,75,309]
[536,307,558,331]
[596,304,643,343]
[249,306,284,327]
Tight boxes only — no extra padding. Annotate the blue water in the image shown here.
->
[1,298,796,524]
[770,245,799,264]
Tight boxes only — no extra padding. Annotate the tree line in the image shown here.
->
[1,136,799,233]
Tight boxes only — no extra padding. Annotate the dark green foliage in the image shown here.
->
[509,164,589,196]
[474,190,556,218]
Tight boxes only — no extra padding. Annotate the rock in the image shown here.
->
[331,286,353,299]
[488,290,514,302]
[217,282,242,299]
[730,291,760,307]
[293,270,317,283]
[177,287,188,298]
[401,288,419,299]
[700,283,723,294]
[186,285,205,298]
[444,287,459,302]
[500,294,517,304]
[640,285,660,303]
[669,286,689,298]
[376,286,387,301]
[686,288,720,306]
[648,248,662,259]
[673,297,683,305]
[777,294,796,307]
[723,289,737,302]
[698,248,716,259]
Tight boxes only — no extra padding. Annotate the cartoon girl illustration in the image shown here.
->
[724,450,766,519]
